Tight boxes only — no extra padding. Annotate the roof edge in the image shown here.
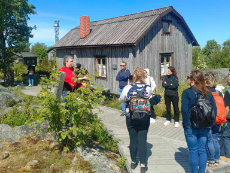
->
[47,43,136,53]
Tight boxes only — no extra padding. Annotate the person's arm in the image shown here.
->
[181,90,190,127]
[146,86,153,97]
[116,71,120,81]
[119,85,131,102]
[162,76,169,88]
[224,89,230,118]
[210,94,217,116]
[166,76,179,89]
[150,77,156,92]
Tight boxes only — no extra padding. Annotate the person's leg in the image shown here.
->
[197,128,209,173]
[28,75,31,86]
[172,95,179,122]
[138,129,148,166]
[206,130,215,164]
[119,88,125,112]
[184,128,198,173]
[212,133,220,162]
[212,125,221,162]
[223,122,230,158]
[150,105,156,119]
[31,75,34,86]
[164,95,171,121]
[126,118,138,163]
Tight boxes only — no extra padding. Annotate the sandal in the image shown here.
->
[131,162,138,169]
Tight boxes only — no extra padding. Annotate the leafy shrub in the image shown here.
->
[0,96,38,127]
[37,69,118,152]
[36,58,56,76]
[12,62,28,82]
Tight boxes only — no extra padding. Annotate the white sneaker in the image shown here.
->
[150,118,156,123]
[175,122,180,128]
[164,120,171,126]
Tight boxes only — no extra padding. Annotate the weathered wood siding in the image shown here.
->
[56,12,193,94]
[133,12,193,85]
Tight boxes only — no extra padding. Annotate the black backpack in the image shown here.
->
[190,89,216,128]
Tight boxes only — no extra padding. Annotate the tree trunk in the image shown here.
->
[0,32,14,86]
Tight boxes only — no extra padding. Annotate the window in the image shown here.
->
[160,53,173,76]
[95,57,107,78]
[162,20,172,34]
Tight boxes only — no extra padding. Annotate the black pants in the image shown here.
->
[164,95,179,122]
[150,105,156,119]
[126,116,150,165]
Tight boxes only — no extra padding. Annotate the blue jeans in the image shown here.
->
[206,125,220,163]
[220,121,230,158]
[184,128,210,173]
[28,75,34,86]
[119,88,125,112]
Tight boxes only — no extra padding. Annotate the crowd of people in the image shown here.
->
[117,61,230,173]
[59,56,230,173]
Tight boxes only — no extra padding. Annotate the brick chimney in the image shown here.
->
[80,16,90,39]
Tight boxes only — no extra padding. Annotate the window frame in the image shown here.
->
[94,56,107,79]
[162,20,172,35]
[160,53,174,78]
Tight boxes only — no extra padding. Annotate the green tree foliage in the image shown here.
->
[192,39,230,69]
[31,42,48,60]
[192,46,207,69]
[0,0,35,85]
[223,39,230,49]
[12,62,28,82]
[36,58,56,76]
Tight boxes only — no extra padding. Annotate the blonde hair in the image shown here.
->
[204,73,217,87]
[133,67,146,84]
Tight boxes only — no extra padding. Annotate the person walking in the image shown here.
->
[116,61,131,116]
[119,67,152,173]
[162,66,180,127]
[144,68,157,123]
[181,70,217,173]
[204,73,221,167]
[220,69,230,161]
[28,66,35,86]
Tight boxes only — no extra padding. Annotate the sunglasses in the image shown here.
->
[120,65,125,67]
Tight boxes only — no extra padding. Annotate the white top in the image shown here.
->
[119,83,153,103]
[144,68,156,92]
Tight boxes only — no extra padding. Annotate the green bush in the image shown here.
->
[37,69,118,152]
[0,96,38,127]
[12,62,28,82]
[36,58,56,76]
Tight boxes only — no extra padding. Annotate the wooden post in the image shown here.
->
[52,72,65,98]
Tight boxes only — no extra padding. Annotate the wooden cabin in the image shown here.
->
[48,6,198,94]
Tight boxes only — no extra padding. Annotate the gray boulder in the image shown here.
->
[75,147,121,173]
[0,85,22,109]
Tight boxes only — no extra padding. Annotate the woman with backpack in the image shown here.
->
[181,70,217,173]
[204,73,225,167]
[162,66,180,127]
[119,67,152,173]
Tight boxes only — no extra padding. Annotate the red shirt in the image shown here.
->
[59,66,76,91]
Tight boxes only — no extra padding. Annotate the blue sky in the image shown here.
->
[28,0,230,48]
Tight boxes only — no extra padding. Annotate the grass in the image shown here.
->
[0,136,94,173]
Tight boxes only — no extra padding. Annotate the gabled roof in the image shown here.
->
[49,6,198,51]
[16,52,37,58]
